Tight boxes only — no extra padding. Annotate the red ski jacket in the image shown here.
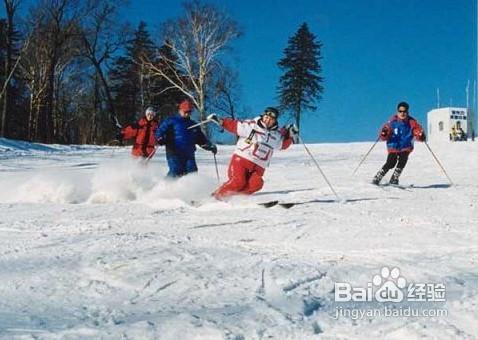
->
[121,117,159,157]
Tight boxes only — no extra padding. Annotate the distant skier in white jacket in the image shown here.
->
[208,107,298,199]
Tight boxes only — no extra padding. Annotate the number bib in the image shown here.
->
[252,143,273,161]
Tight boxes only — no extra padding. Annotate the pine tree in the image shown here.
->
[277,23,324,132]
[110,21,157,125]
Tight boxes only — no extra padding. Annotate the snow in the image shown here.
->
[0,137,477,339]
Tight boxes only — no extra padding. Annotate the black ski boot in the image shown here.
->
[389,168,402,185]
[372,169,386,185]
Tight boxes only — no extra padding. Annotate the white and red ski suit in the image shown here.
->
[214,117,293,199]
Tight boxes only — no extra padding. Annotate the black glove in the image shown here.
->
[156,137,165,146]
[207,114,223,126]
[418,131,426,142]
[203,143,217,154]
[380,127,389,138]
[210,144,217,154]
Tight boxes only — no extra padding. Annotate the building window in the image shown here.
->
[438,121,444,131]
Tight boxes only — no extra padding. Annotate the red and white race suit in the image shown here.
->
[224,117,292,168]
[214,117,293,199]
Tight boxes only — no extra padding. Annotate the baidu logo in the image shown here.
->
[335,266,407,303]
[334,266,445,303]
[334,266,447,319]
[372,266,407,302]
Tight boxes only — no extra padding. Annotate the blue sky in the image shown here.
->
[5,0,477,142]
[123,0,476,142]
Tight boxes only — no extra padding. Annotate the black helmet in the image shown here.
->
[263,107,279,119]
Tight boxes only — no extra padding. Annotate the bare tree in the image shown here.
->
[142,0,241,129]
[78,0,128,139]
[19,18,50,140]
[209,66,240,119]
[21,0,81,142]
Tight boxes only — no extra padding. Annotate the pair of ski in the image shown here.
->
[189,199,296,209]
[375,183,413,191]
[257,200,296,209]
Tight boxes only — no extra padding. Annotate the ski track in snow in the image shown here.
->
[0,138,477,339]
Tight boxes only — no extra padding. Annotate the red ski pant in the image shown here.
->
[214,155,265,199]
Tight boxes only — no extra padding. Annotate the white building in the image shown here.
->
[427,107,475,141]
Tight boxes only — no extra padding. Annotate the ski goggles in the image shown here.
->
[264,110,278,119]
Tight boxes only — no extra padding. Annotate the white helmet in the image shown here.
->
[145,106,156,116]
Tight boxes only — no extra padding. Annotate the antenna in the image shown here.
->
[436,88,440,108]
[466,80,470,108]
[474,80,477,112]
[472,0,478,129]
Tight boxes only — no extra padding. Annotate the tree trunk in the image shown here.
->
[34,97,43,142]
[44,61,56,143]
[90,74,100,144]
[295,102,301,139]
[28,91,34,140]
[198,90,208,136]
[93,59,116,119]
[1,1,15,137]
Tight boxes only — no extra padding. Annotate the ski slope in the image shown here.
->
[0,137,477,339]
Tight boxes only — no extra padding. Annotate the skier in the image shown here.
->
[154,99,217,178]
[372,101,426,185]
[117,106,159,158]
[207,107,298,199]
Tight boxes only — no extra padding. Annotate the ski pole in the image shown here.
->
[188,118,212,130]
[424,141,454,185]
[213,153,220,183]
[352,136,380,175]
[188,114,222,130]
[145,146,157,163]
[299,136,341,201]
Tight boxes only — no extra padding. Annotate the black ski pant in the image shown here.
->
[381,151,409,174]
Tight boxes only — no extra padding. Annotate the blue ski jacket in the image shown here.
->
[154,114,210,156]
[380,115,424,153]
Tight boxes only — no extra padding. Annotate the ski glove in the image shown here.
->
[202,143,217,155]
[417,131,426,142]
[380,127,389,138]
[285,124,300,143]
[156,137,166,146]
[207,114,223,126]
[116,131,124,141]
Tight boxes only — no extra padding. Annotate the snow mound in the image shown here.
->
[0,137,103,156]
[0,137,59,153]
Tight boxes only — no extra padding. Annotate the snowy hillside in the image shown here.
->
[0,137,477,339]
